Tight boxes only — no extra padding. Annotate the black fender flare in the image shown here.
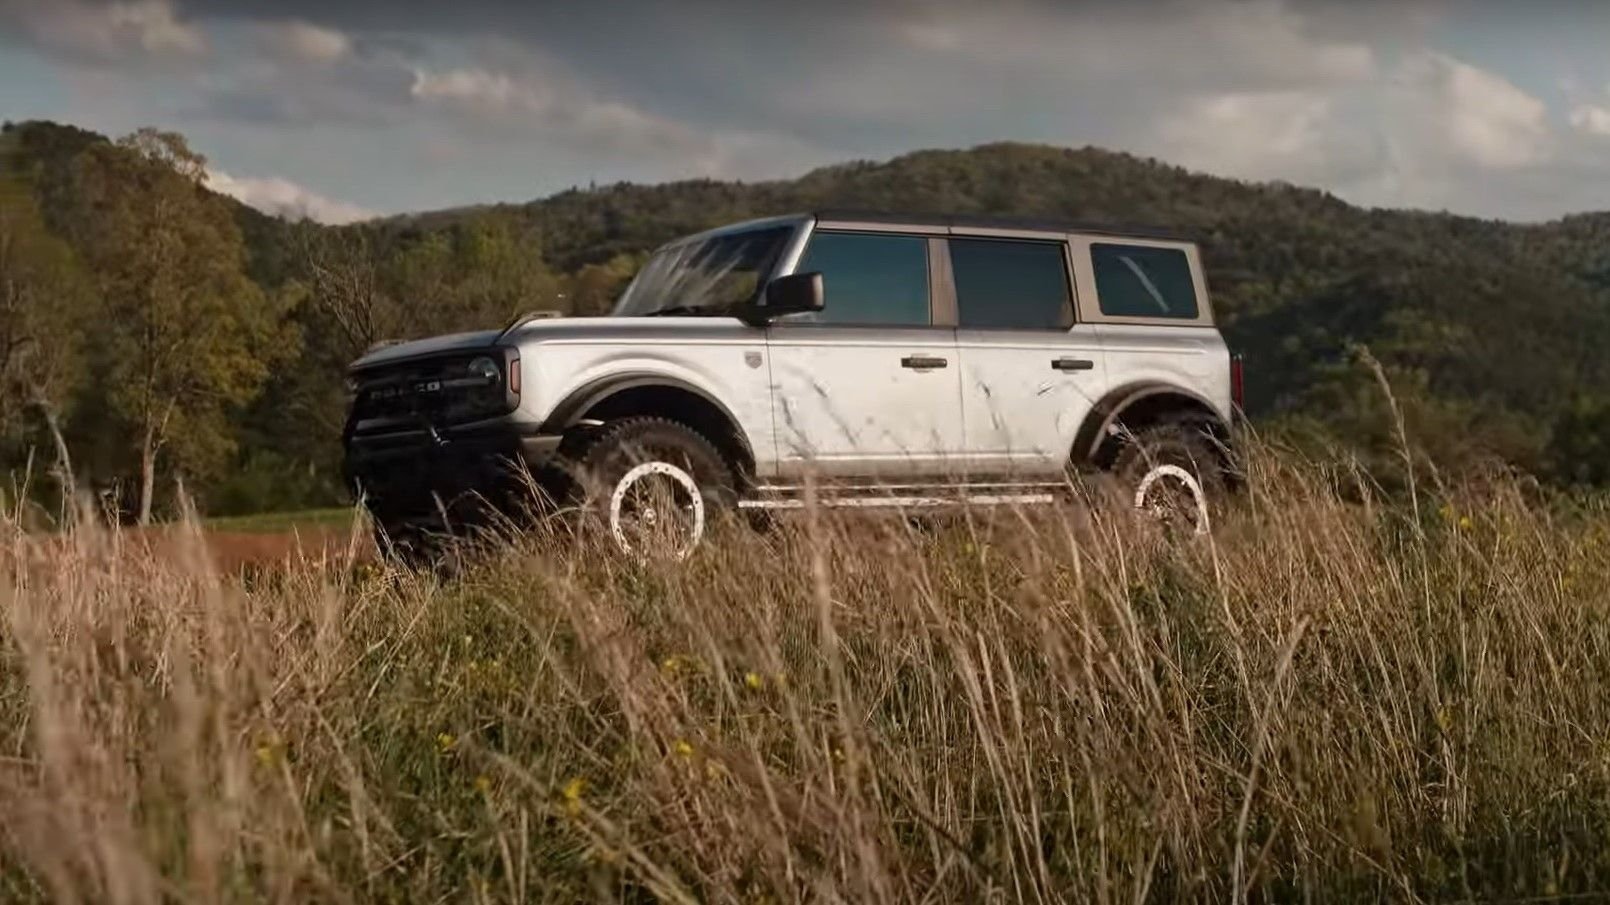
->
[538,372,755,461]
[1070,381,1230,467]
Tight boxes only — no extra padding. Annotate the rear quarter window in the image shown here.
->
[1090,243,1200,320]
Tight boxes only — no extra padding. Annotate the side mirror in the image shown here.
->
[745,272,824,324]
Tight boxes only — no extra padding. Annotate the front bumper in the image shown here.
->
[343,417,563,519]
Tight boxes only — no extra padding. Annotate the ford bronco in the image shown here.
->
[343,211,1241,560]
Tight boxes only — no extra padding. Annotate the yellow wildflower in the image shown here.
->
[1457,516,1473,531]
[473,774,492,794]
[436,732,457,753]
[661,654,705,676]
[673,739,695,759]
[562,776,587,818]
[255,744,279,768]
[743,671,764,691]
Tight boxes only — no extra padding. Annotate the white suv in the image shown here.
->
[344,211,1242,559]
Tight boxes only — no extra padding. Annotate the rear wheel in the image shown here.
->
[573,417,737,560]
[1112,419,1226,535]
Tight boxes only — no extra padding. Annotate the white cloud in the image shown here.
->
[1569,84,1610,139]
[0,0,207,63]
[407,62,834,180]
[1148,48,1559,215]
[409,64,719,160]
[205,170,376,225]
[259,20,350,64]
[1398,51,1551,169]
[1154,91,1344,181]
[1573,105,1610,138]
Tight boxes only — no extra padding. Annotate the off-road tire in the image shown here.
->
[1111,418,1228,534]
[372,518,449,571]
[571,417,737,558]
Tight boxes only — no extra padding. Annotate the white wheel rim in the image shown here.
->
[608,461,706,560]
[1134,464,1211,535]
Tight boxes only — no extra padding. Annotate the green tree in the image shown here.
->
[561,252,642,315]
[0,144,91,493]
[69,129,278,523]
[1548,398,1610,487]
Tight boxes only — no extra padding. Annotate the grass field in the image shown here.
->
[1,442,1608,902]
[204,506,357,535]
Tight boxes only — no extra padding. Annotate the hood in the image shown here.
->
[500,315,754,344]
[349,329,503,371]
[349,315,761,371]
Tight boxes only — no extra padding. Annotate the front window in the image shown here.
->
[614,226,792,317]
[791,231,931,325]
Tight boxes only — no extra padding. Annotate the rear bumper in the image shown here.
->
[343,418,563,519]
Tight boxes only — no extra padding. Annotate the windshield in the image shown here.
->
[613,226,793,317]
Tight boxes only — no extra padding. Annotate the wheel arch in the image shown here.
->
[1072,382,1233,471]
[541,374,756,481]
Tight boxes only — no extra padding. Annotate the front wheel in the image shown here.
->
[1112,420,1227,535]
[573,417,737,560]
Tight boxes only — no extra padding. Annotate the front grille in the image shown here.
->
[349,353,511,431]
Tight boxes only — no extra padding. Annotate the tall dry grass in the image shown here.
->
[0,442,1607,903]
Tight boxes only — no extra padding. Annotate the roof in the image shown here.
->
[662,210,1195,250]
[811,209,1194,241]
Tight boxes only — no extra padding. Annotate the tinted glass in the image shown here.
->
[1090,243,1199,319]
[951,238,1072,329]
[615,226,792,316]
[794,232,930,325]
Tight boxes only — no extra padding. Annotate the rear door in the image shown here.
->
[950,235,1108,476]
[765,231,963,478]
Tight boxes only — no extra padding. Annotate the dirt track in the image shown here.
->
[120,525,376,572]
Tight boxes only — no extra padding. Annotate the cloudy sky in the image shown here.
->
[3,0,1609,224]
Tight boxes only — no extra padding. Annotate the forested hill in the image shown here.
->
[2,119,1609,518]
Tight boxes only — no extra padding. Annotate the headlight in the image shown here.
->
[467,356,500,383]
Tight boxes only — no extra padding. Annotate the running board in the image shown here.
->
[738,492,1057,511]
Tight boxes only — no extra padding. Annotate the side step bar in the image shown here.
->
[737,485,1063,511]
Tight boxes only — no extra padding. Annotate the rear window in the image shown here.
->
[950,238,1072,329]
[1090,243,1199,320]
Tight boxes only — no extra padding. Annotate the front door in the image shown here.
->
[766,231,963,478]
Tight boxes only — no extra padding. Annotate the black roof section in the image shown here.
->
[811,209,1194,241]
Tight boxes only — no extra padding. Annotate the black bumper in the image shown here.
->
[343,418,563,519]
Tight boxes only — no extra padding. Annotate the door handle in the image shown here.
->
[1052,357,1095,372]
[901,355,948,370]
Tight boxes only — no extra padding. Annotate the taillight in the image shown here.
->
[1230,353,1245,411]
[508,354,521,395]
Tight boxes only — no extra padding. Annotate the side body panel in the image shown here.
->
[1088,324,1232,426]
[1065,234,1233,427]
[512,320,778,469]
[764,324,963,478]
